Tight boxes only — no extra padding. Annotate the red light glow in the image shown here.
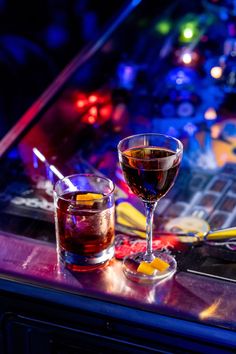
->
[76,100,86,108]
[88,95,98,103]
[89,106,98,116]
[100,104,112,120]
[87,115,96,124]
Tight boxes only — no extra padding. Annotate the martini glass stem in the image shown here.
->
[143,200,158,262]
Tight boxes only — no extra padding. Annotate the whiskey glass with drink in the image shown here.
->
[54,174,115,271]
[118,133,183,282]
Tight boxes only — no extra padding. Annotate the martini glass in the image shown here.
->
[118,133,183,283]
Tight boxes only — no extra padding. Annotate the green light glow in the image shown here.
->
[155,20,171,35]
[183,27,193,39]
[180,22,198,43]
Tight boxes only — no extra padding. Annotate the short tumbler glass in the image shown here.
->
[54,174,115,271]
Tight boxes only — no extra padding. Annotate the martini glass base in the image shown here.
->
[122,252,177,284]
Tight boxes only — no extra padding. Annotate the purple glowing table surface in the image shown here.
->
[0,231,235,331]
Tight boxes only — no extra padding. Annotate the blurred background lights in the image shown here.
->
[166,67,196,86]
[204,107,217,120]
[76,100,86,108]
[182,52,192,64]
[183,27,193,39]
[175,70,190,84]
[87,115,96,124]
[155,20,172,35]
[88,94,98,103]
[89,106,97,116]
[45,24,68,49]
[179,19,199,43]
[210,66,223,79]
[117,63,137,89]
[183,122,198,136]
[211,125,221,139]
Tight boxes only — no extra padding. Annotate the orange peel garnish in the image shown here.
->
[76,193,103,205]
[137,261,155,275]
[150,257,170,272]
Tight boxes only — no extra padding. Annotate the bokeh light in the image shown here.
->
[182,52,192,64]
[210,66,223,79]
[183,27,193,39]
[155,20,172,35]
[204,107,217,120]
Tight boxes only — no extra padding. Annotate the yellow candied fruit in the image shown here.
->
[137,261,155,275]
[76,193,103,206]
[150,257,170,272]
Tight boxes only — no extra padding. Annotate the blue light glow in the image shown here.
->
[131,0,142,7]
[166,67,197,86]
[117,63,137,89]
[45,24,68,49]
